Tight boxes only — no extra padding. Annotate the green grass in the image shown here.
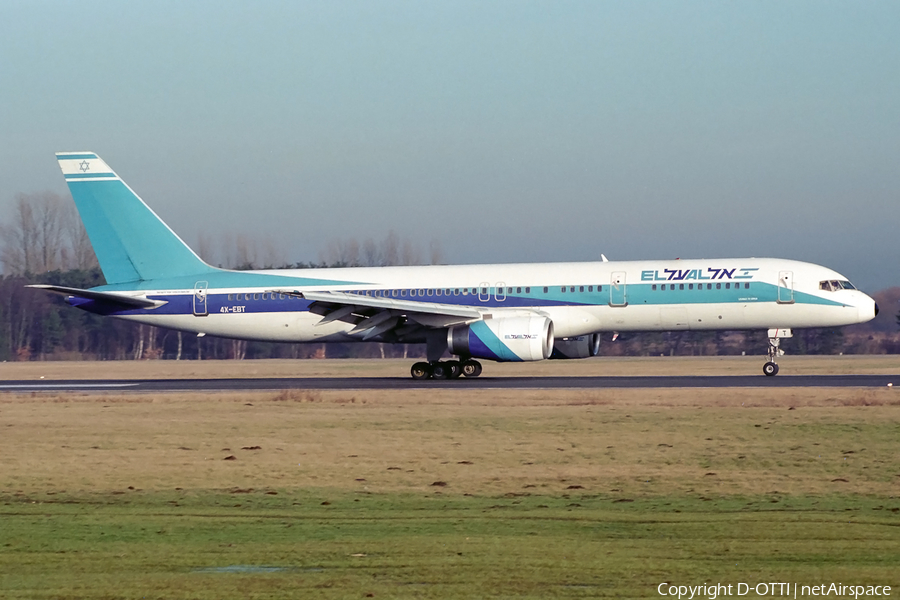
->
[2,490,899,599]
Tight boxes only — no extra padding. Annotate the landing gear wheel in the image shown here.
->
[411,362,432,380]
[431,362,451,380]
[462,359,483,378]
[763,361,779,377]
[446,360,462,379]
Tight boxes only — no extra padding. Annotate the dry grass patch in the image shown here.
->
[2,387,899,499]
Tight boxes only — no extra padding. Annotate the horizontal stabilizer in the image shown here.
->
[26,285,165,309]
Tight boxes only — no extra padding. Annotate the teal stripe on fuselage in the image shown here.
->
[94,277,846,311]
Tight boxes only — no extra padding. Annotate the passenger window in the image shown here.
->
[516,287,522,293]
[679,284,684,290]
[427,289,433,296]
[436,289,442,296]
[570,286,575,293]
[507,287,513,294]
[725,283,730,289]
[561,287,566,293]
[707,284,712,290]
[543,287,548,294]
[525,287,530,293]
[228,294,233,301]
[588,285,593,292]
[745,283,750,289]
[253,293,259,300]
[598,285,603,292]
[579,286,584,292]
[688,284,694,290]
[652,284,657,291]
[716,283,721,290]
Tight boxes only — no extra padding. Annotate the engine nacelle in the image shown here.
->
[550,333,601,360]
[448,316,554,362]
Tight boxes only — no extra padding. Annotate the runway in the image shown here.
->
[1,374,897,392]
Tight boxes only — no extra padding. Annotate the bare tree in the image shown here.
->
[320,238,360,267]
[196,231,216,265]
[233,234,257,269]
[63,203,98,270]
[362,238,379,266]
[381,231,400,266]
[429,239,444,265]
[1,192,72,274]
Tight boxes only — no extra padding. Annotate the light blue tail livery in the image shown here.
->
[56,152,213,285]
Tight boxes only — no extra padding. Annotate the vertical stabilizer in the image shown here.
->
[56,152,213,284]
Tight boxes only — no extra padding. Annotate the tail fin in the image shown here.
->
[56,152,213,285]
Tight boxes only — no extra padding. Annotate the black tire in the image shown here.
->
[446,360,462,379]
[411,362,432,380]
[462,359,483,378]
[431,362,450,380]
[763,362,779,377]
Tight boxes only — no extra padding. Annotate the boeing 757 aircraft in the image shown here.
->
[29,152,878,379]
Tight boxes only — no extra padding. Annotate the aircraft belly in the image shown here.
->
[112,311,343,343]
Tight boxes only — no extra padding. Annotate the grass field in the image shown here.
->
[2,358,900,598]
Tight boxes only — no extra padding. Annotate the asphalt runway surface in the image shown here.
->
[1,374,898,392]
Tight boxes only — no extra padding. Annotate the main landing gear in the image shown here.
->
[763,328,792,377]
[410,359,482,380]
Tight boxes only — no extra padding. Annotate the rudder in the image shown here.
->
[56,152,213,284]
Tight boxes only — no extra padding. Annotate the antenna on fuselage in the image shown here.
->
[601,254,609,262]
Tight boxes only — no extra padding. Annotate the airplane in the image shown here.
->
[28,152,878,379]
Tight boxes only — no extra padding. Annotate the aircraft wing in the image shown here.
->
[273,289,484,340]
[26,285,166,309]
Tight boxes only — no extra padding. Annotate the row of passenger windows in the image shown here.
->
[652,282,751,291]
[345,285,605,297]
[227,293,296,301]
[228,282,752,302]
[225,286,608,301]
[225,283,749,301]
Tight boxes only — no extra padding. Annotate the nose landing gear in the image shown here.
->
[763,328,791,376]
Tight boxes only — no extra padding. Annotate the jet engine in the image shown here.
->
[550,333,601,359]
[447,316,554,362]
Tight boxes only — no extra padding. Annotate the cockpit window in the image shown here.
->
[819,280,856,292]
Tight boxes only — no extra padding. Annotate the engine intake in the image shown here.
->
[448,316,554,362]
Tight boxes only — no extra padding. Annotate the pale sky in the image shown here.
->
[1,1,898,290]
